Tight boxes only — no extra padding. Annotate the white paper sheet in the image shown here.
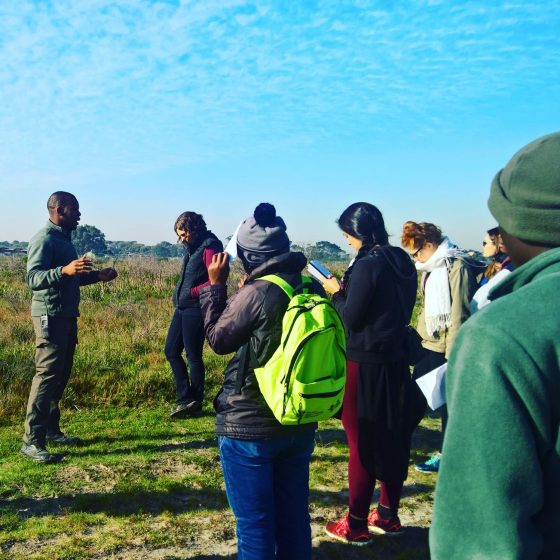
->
[224,220,244,261]
[416,362,447,410]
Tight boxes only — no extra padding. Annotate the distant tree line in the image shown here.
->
[290,240,348,261]
[0,240,28,255]
[72,225,185,258]
[1,225,349,261]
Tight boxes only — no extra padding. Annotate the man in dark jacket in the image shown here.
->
[22,191,118,463]
[199,203,323,560]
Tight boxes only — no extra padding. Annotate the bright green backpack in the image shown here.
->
[252,274,347,425]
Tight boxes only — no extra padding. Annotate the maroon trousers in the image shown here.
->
[342,360,403,519]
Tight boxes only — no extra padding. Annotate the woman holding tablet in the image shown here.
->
[322,202,418,545]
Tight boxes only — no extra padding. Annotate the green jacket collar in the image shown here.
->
[490,247,560,301]
[46,220,72,239]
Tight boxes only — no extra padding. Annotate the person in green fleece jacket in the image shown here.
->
[430,132,560,559]
[21,191,118,463]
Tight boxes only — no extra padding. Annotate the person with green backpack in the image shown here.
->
[322,202,420,546]
[199,203,346,560]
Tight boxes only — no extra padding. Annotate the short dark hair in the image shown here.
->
[47,191,76,211]
[337,202,389,247]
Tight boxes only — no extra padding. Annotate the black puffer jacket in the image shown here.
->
[173,231,223,309]
[199,251,323,439]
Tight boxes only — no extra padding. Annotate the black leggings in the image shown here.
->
[164,307,206,404]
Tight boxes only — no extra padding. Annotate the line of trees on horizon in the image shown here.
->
[1,225,350,261]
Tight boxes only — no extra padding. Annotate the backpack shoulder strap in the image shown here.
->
[258,274,295,298]
[258,274,314,297]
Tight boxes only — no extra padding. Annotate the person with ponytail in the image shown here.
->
[480,226,513,286]
[321,202,419,545]
[198,203,324,559]
[165,211,223,418]
[470,226,515,313]
[401,221,484,472]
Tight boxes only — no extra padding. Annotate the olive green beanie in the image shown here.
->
[488,132,560,246]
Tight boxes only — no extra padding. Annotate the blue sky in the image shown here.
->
[1,0,559,251]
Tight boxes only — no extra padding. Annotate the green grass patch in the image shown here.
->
[0,406,440,559]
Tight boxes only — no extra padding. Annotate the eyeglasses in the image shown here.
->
[411,246,423,259]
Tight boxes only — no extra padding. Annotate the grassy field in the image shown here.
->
[0,255,436,559]
[0,408,440,559]
[0,255,229,419]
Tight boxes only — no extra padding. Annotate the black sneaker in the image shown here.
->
[46,432,83,446]
[20,443,62,463]
[184,400,202,414]
[170,400,202,419]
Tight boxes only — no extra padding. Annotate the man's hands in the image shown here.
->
[98,267,118,282]
[208,252,230,285]
[62,256,93,276]
[61,257,117,283]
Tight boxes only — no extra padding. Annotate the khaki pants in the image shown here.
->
[23,316,78,447]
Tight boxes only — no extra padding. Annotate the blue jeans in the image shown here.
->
[164,308,206,404]
[218,432,315,560]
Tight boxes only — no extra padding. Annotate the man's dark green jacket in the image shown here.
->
[26,221,99,317]
[431,247,560,559]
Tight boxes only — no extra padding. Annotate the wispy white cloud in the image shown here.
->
[0,0,559,186]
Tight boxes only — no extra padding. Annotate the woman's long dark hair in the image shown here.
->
[484,226,507,281]
[338,202,389,250]
[338,202,389,289]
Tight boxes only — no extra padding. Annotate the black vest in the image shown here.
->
[173,232,223,309]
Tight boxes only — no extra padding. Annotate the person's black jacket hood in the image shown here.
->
[333,245,418,363]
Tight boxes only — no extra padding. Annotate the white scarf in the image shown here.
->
[415,237,458,336]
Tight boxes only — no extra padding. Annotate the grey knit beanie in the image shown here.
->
[236,203,290,267]
[488,132,560,245]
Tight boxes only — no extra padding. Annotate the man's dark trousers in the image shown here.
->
[24,316,78,447]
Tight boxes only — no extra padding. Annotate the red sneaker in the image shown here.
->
[325,515,371,546]
[368,508,403,536]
